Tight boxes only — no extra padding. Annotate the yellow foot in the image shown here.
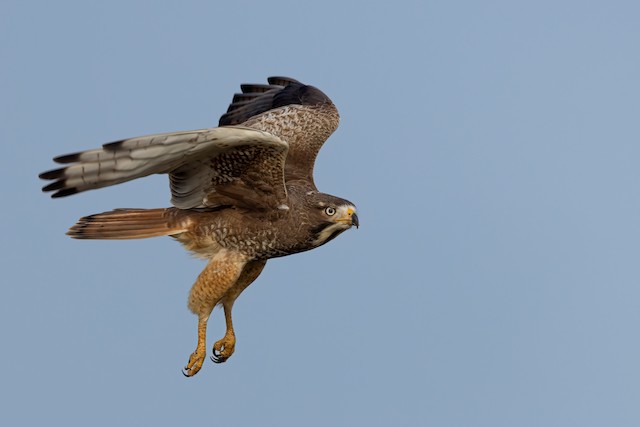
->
[211,334,235,364]
[182,348,206,377]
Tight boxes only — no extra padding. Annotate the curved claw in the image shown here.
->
[183,349,206,376]
[211,335,235,363]
[210,351,228,364]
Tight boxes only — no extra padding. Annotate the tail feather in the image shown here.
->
[67,208,188,240]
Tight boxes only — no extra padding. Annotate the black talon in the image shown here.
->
[211,351,228,364]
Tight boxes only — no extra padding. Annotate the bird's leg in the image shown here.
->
[211,260,267,364]
[211,302,236,363]
[182,250,249,377]
[183,314,209,376]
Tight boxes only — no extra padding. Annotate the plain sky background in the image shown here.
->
[2,1,640,425]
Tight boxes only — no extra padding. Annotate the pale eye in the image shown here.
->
[324,207,336,216]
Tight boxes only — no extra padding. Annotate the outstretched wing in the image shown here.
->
[220,77,341,187]
[39,127,289,210]
[40,77,339,207]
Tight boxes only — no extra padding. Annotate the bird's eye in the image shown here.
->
[324,207,336,216]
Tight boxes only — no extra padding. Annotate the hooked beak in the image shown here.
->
[338,207,359,229]
[351,212,359,229]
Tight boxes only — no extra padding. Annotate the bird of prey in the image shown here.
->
[39,77,358,376]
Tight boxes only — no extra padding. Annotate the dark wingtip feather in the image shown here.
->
[42,180,66,192]
[219,77,331,126]
[39,167,66,180]
[53,152,82,164]
[240,83,274,94]
[52,187,79,198]
[103,139,126,150]
[267,76,301,86]
[272,82,331,109]
[232,93,262,103]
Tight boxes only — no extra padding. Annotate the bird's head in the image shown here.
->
[306,192,359,247]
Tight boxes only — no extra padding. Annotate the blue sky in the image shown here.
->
[2,1,640,425]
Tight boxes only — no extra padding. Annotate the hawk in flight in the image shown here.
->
[39,77,358,376]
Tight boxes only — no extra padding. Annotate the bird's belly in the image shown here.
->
[218,231,283,259]
[173,231,224,259]
[174,224,289,260]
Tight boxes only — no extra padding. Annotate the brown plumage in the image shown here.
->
[67,208,187,239]
[39,77,359,376]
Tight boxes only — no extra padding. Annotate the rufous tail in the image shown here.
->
[67,208,188,240]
